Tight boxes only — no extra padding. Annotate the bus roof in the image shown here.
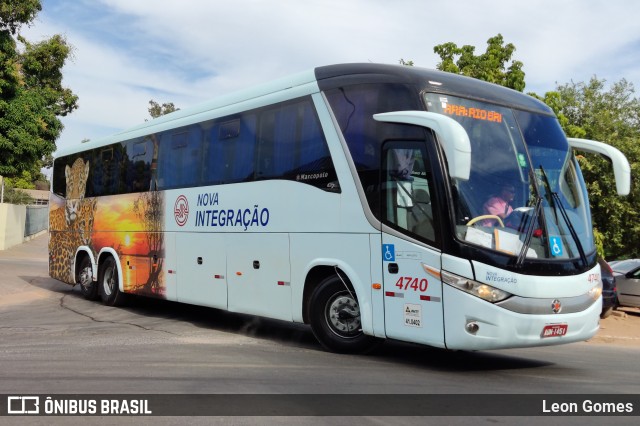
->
[315,63,553,115]
[55,63,553,158]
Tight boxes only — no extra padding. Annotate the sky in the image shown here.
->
[20,0,640,156]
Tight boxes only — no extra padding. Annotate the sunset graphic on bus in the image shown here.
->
[93,193,166,297]
[50,190,166,298]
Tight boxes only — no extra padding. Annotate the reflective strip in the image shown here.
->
[420,295,441,302]
[385,291,404,298]
[277,281,290,286]
[214,274,225,279]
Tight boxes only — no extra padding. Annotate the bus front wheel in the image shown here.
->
[99,256,124,306]
[309,275,378,354]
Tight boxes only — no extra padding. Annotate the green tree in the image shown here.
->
[0,1,41,34]
[148,100,179,119]
[1,180,34,204]
[0,0,78,179]
[4,161,47,189]
[538,78,640,259]
[433,34,526,92]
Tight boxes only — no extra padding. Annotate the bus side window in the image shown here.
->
[229,115,257,182]
[256,110,276,179]
[256,98,338,191]
[205,114,257,185]
[125,139,152,192]
[90,146,124,196]
[156,126,203,189]
[297,101,339,191]
[52,156,68,197]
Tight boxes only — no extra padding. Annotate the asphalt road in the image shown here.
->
[1,235,639,425]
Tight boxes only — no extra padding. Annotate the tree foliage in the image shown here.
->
[0,0,41,34]
[4,157,48,189]
[148,100,179,119]
[0,0,77,179]
[537,78,640,259]
[433,34,526,92]
[1,180,34,204]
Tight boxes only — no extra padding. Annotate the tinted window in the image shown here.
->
[205,114,257,184]
[157,125,203,190]
[124,138,153,192]
[257,99,337,190]
[325,83,423,217]
[52,152,94,198]
[52,157,68,197]
[54,96,338,196]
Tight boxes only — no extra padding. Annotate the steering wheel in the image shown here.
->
[466,215,505,227]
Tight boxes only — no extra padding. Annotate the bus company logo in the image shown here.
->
[174,195,189,226]
[7,396,40,414]
[551,299,562,314]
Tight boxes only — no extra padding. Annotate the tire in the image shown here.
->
[309,275,379,354]
[98,256,124,306]
[77,256,98,300]
[600,306,613,319]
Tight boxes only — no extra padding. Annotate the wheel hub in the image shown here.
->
[328,295,361,335]
[79,267,92,288]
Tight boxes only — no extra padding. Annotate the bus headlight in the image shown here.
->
[441,271,511,303]
[588,283,602,301]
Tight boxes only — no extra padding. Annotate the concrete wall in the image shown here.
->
[0,204,27,250]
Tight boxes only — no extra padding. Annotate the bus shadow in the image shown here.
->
[25,274,553,372]
[120,292,320,349]
[369,340,553,371]
[124,293,555,372]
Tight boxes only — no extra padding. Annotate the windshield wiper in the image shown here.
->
[516,196,542,267]
[538,165,587,267]
[539,165,559,224]
[551,191,587,266]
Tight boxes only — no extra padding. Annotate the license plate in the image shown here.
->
[541,324,568,338]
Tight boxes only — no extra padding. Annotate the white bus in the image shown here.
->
[49,64,631,353]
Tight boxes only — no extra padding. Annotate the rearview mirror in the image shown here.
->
[567,138,631,196]
[373,111,471,181]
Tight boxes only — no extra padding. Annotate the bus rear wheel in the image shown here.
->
[99,256,124,306]
[77,256,98,300]
[309,275,378,354]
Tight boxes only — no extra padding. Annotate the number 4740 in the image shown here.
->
[395,276,428,292]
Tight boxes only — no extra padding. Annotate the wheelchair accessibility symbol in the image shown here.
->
[549,236,563,257]
[382,244,395,262]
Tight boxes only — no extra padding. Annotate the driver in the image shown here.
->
[482,183,515,226]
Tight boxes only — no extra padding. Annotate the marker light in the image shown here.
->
[441,270,511,303]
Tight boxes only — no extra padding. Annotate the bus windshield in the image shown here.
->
[424,93,595,260]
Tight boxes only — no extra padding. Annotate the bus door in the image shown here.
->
[380,142,445,348]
